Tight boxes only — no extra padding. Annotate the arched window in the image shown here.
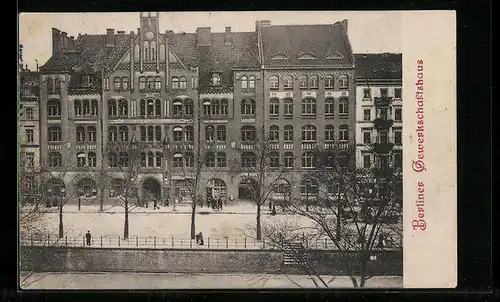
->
[241,75,248,89]
[74,100,82,116]
[146,77,154,90]
[154,126,161,142]
[241,152,257,168]
[211,99,220,115]
[76,126,86,142]
[110,178,125,197]
[173,126,183,142]
[269,125,279,141]
[310,75,319,89]
[184,99,193,116]
[283,98,293,117]
[48,126,61,142]
[339,75,348,89]
[143,41,149,62]
[270,151,279,168]
[339,124,349,142]
[122,77,129,90]
[284,125,293,142]
[269,76,279,89]
[82,100,90,116]
[269,98,279,116]
[139,77,146,91]
[147,126,154,142]
[155,99,161,117]
[184,126,194,142]
[248,76,256,89]
[48,152,62,167]
[108,99,117,117]
[155,151,162,167]
[108,126,117,141]
[76,152,86,167]
[171,77,179,90]
[91,100,98,116]
[283,75,293,89]
[88,152,97,167]
[140,152,147,167]
[184,152,194,167]
[284,152,294,168]
[324,152,335,168]
[338,98,349,116]
[301,125,317,142]
[216,125,226,142]
[118,99,128,117]
[140,99,146,116]
[140,126,146,141]
[300,178,318,195]
[203,99,211,115]
[173,99,182,116]
[325,125,335,142]
[114,77,121,91]
[216,152,226,167]
[173,153,183,168]
[220,99,228,115]
[155,77,162,90]
[150,41,156,61]
[241,125,256,142]
[119,151,128,167]
[46,78,54,93]
[302,98,316,115]
[87,126,96,142]
[47,100,60,117]
[147,151,154,167]
[299,75,308,89]
[302,151,317,168]
[205,152,215,168]
[54,78,61,94]
[78,178,97,197]
[134,44,140,62]
[241,99,256,115]
[49,178,66,197]
[325,75,334,89]
[179,77,187,89]
[205,125,215,141]
[159,44,166,61]
[119,126,128,141]
[146,99,154,116]
[325,98,335,116]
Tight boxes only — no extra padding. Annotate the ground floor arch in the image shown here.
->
[206,178,227,200]
[77,177,97,198]
[141,177,162,201]
[238,177,259,201]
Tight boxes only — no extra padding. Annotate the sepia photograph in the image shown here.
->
[17,11,455,290]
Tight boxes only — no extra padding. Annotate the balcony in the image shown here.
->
[75,143,97,150]
[204,141,227,150]
[301,142,317,150]
[373,142,395,154]
[283,143,294,150]
[324,143,350,150]
[68,87,100,96]
[239,143,256,150]
[164,142,194,151]
[373,117,394,129]
[374,96,393,107]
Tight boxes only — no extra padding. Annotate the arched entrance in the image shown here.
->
[238,178,259,201]
[77,177,97,198]
[206,178,227,200]
[141,177,161,200]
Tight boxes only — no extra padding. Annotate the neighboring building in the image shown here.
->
[354,53,403,172]
[37,12,357,205]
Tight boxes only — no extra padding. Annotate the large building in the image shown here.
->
[33,12,361,205]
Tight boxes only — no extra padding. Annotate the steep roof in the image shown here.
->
[354,53,402,80]
[260,23,353,67]
[20,70,41,86]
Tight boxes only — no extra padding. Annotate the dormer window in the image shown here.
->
[326,50,344,60]
[211,73,221,86]
[298,53,316,60]
[271,53,289,60]
[82,75,92,87]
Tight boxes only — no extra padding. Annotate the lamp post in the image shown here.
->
[78,188,82,210]
[58,187,66,238]
[46,188,52,207]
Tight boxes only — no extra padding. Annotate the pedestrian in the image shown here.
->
[211,197,216,210]
[164,196,170,207]
[269,201,272,211]
[206,197,210,208]
[85,230,92,246]
[78,196,81,211]
[195,233,200,244]
[198,232,204,246]
[376,234,386,249]
[153,198,159,210]
[217,197,222,210]
[271,205,276,216]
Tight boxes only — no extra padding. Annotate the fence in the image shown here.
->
[20,234,402,251]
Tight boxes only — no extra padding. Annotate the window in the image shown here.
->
[150,41,156,61]
[284,152,294,168]
[54,78,61,94]
[76,126,86,142]
[87,126,97,142]
[48,152,62,167]
[211,99,220,115]
[325,75,334,89]
[284,125,293,142]
[379,107,389,120]
[184,152,194,168]
[155,151,162,168]
[155,126,162,142]
[395,88,402,99]
[211,73,221,86]
[205,125,215,141]
[119,152,128,167]
[147,77,155,90]
[184,99,193,116]
[301,125,317,142]
[203,100,211,116]
[139,77,146,90]
[241,99,256,115]
[205,152,215,168]
[216,152,226,167]
[140,99,146,116]
[363,154,371,169]
[108,100,117,117]
[216,126,226,142]
[394,129,402,145]
[114,77,121,91]
[88,152,96,167]
[269,125,279,141]
[363,130,371,144]
[25,129,34,143]
[299,75,308,89]
[147,151,154,167]
[154,77,162,90]
[395,108,402,122]
[270,152,279,168]
[220,99,228,115]
[379,130,389,144]
[77,152,86,167]
[363,88,371,98]
[302,152,317,168]
[139,126,146,141]
[359,108,370,122]
[325,98,335,116]
[91,100,98,116]
[144,41,149,61]
[173,153,183,167]
[339,75,348,89]
[108,126,117,142]
[283,98,293,117]
[179,77,187,89]
[302,98,316,115]
[325,152,335,168]
[269,76,279,89]
[248,76,256,89]
[241,126,256,142]
[173,100,182,116]
[394,151,403,168]
[119,126,128,141]
[25,107,33,120]
[47,100,60,117]
[118,100,128,117]
[283,76,293,90]
[74,100,82,116]
[171,77,179,90]
[380,88,388,98]
[338,98,349,116]
[182,126,193,142]
[339,124,349,142]
[48,126,61,142]
[82,100,90,116]
[325,125,335,142]
[47,78,54,93]
[140,152,147,167]
[269,98,279,116]
[327,182,340,194]
[310,75,319,89]
[122,78,129,90]
[104,77,110,90]
[241,76,248,89]
[300,179,318,195]
[173,127,183,142]
[25,152,34,167]
[241,152,256,168]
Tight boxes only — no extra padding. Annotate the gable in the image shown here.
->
[270,53,289,60]
[326,49,344,60]
[298,53,316,60]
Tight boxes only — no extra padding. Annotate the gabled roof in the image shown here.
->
[260,23,353,67]
[354,53,402,80]
[20,71,41,87]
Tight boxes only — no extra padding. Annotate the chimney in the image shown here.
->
[225,26,231,33]
[224,27,233,46]
[51,28,62,54]
[61,32,68,49]
[67,36,75,50]
[340,19,348,34]
[196,27,211,47]
[106,29,115,47]
[255,20,271,32]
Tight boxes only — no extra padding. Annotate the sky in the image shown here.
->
[19,11,402,71]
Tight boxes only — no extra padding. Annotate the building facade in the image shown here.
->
[33,12,364,205]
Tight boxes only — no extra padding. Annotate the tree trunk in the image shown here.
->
[58,202,63,238]
[190,203,196,239]
[256,203,262,240]
[336,205,341,242]
[124,199,129,239]
[99,191,104,212]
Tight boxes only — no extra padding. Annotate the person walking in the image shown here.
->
[153,198,159,210]
[85,231,92,246]
[271,205,277,216]
[198,232,204,246]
